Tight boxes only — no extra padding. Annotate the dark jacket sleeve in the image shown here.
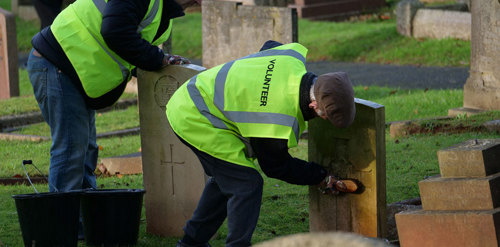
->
[101,0,164,71]
[250,137,327,185]
[259,40,283,51]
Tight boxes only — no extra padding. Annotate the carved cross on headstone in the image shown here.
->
[138,64,206,237]
[160,144,185,195]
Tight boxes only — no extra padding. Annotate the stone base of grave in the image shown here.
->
[448,107,485,117]
[100,153,142,176]
[125,77,138,94]
[396,208,500,247]
[463,83,500,111]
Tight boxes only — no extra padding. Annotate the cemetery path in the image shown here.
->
[306,61,469,90]
[19,53,468,90]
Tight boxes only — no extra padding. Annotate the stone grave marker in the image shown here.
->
[460,0,500,112]
[201,0,297,68]
[308,98,387,238]
[0,8,19,99]
[396,139,500,247]
[137,64,206,236]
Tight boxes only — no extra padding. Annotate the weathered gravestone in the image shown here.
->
[308,98,387,238]
[412,9,471,40]
[11,0,37,21]
[216,0,293,6]
[462,0,500,111]
[11,0,75,21]
[0,8,19,99]
[202,0,297,68]
[137,64,206,236]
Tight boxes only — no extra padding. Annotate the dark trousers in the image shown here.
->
[178,137,263,247]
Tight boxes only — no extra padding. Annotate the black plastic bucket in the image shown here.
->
[81,189,145,246]
[12,191,81,247]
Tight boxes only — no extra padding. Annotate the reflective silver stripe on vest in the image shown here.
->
[240,48,306,64]
[188,48,305,143]
[186,76,228,130]
[88,32,129,81]
[137,0,160,33]
[92,0,159,34]
[214,49,305,142]
[92,0,106,14]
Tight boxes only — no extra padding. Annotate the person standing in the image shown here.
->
[27,0,201,193]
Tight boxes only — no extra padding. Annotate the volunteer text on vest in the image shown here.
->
[260,59,276,106]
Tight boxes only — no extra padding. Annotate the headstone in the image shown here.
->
[437,139,500,178]
[463,0,500,110]
[419,173,500,211]
[11,0,75,21]
[137,64,206,236]
[11,0,37,21]
[0,8,19,99]
[396,0,424,37]
[396,209,500,247]
[308,98,387,238]
[396,138,500,247]
[201,0,297,68]
[412,9,471,40]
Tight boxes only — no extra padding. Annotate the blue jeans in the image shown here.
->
[27,49,98,192]
[178,137,263,247]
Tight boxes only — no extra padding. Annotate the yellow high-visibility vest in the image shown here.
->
[167,43,308,169]
[51,0,172,98]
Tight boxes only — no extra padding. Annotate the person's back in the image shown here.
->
[167,42,309,169]
[168,40,357,247]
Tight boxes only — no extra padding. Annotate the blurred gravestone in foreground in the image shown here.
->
[254,232,393,247]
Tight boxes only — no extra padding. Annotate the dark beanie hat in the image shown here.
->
[313,72,355,128]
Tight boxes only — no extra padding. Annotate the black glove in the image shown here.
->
[162,53,191,66]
